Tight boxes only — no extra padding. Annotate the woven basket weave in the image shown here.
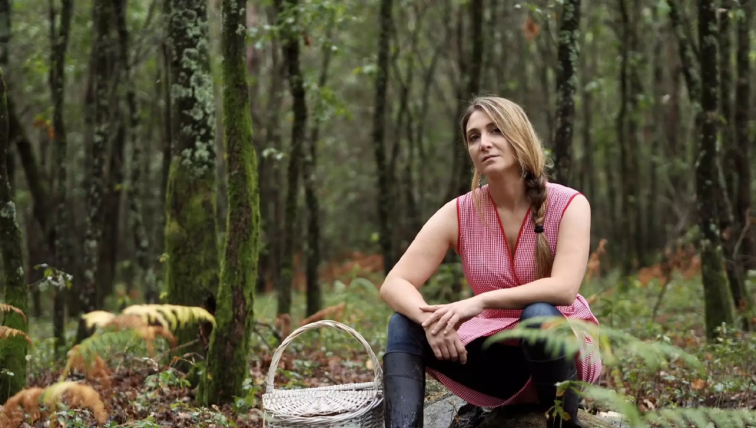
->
[262,320,384,428]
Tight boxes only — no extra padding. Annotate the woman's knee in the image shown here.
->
[386,312,426,356]
[520,302,563,324]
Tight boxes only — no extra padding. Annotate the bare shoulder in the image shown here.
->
[562,192,591,220]
[386,198,459,288]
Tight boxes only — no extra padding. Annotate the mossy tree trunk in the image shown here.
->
[275,0,307,317]
[734,0,753,271]
[77,0,114,343]
[696,0,736,340]
[552,0,580,186]
[372,0,394,277]
[0,66,29,403]
[164,0,220,356]
[199,0,260,404]
[49,0,74,357]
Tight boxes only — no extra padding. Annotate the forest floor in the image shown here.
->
[4,253,756,427]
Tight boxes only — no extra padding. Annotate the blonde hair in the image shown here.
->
[461,96,553,279]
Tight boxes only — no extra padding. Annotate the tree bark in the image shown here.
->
[372,0,394,276]
[275,0,308,316]
[552,0,581,186]
[734,0,753,271]
[303,12,336,317]
[49,0,74,357]
[718,0,750,326]
[77,0,114,342]
[115,0,156,305]
[164,0,221,358]
[199,0,260,404]
[0,66,29,403]
[696,0,735,341]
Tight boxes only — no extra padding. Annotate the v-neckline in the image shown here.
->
[488,191,531,283]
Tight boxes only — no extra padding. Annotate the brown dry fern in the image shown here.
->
[0,303,27,322]
[0,382,107,426]
[0,326,33,346]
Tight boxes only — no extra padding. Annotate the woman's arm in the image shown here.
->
[479,194,592,309]
[379,198,459,324]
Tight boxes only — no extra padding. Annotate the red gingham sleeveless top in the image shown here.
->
[426,182,602,408]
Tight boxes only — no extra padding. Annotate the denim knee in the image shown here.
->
[385,312,426,357]
[519,303,567,361]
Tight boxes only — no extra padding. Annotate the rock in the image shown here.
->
[422,378,617,428]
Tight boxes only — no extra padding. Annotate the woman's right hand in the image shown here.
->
[424,319,468,364]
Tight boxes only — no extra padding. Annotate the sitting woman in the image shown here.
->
[379,96,601,428]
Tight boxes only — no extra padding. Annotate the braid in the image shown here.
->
[525,173,552,278]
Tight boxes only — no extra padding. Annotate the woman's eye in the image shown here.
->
[469,135,479,142]
[491,128,501,134]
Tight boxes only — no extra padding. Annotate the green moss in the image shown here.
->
[164,0,221,361]
[0,67,29,402]
[198,0,260,405]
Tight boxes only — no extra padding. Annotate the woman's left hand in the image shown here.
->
[420,296,484,335]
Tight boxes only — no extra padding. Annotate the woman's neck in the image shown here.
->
[486,170,529,212]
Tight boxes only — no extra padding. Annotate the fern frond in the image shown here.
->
[644,407,756,427]
[0,387,45,426]
[60,330,140,382]
[120,304,215,331]
[485,317,705,376]
[62,344,112,389]
[0,326,33,346]
[576,383,646,427]
[81,310,117,329]
[0,303,26,322]
[40,381,108,424]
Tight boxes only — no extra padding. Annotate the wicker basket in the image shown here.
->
[262,320,384,428]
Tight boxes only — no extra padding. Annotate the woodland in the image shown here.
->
[0,0,755,426]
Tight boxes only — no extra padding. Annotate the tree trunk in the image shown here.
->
[115,0,155,305]
[718,0,750,326]
[371,0,395,277]
[552,0,581,186]
[454,0,483,198]
[617,0,634,273]
[275,0,308,317]
[50,0,73,357]
[0,66,29,403]
[304,13,336,317]
[97,111,124,307]
[199,0,260,404]
[696,0,735,341]
[164,0,220,358]
[734,0,753,271]
[77,0,113,342]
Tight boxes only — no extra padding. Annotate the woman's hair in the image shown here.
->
[460,96,553,278]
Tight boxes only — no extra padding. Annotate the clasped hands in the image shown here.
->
[418,296,484,365]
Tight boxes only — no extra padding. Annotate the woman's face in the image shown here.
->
[465,109,518,178]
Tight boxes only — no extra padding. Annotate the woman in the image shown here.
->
[379,96,601,428]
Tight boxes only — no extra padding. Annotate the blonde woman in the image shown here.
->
[379,96,601,427]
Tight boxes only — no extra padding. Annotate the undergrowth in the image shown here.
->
[2,256,755,427]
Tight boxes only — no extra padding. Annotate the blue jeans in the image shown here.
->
[384,302,570,400]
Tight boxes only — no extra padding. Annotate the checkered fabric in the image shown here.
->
[425,182,602,408]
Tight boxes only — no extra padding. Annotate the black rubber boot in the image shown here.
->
[383,352,426,428]
[526,354,583,428]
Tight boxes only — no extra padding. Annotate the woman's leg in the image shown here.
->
[519,302,583,427]
[383,313,531,428]
[383,313,429,428]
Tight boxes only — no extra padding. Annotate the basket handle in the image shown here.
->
[265,319,383,394]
